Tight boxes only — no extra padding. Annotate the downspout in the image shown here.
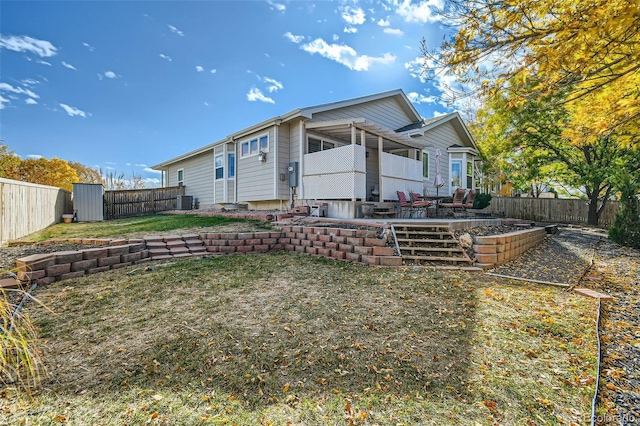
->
[378,136,383,202]
[298,119,304,203]
[234,140,238,203]
[273,122,279,200]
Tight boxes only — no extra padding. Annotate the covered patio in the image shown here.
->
[300,118,431,218]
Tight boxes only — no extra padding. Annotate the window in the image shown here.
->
[307,137,336,153]
[451,161,462,187]
[391,149,409,158]
[228,153,235,178]
[467,161,473,188]
[177,169,184,186]
[422,151,429,178]
[215,154,224,180]
[241,134,269,157]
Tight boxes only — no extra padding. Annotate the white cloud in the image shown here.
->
[0,34,57,57]
[384,28,404,36]
[247,87,275,104]
[82,42,95,51]
[28,154,43,159]
[407,91,437,104]
[0,82,40,99]
[204,101,209,106]
[267,0,286,11]
[25,98,38,105]
[59,103,87,117]
[395,0,444,23]
[332,34,340,41]
[377,18,390,26]
[135,163,148,167]
[21,78,40,86]
[344,27,358,33]
[37,60,52,66]
[195,66,204,72]
[143,177,161,187]
[263,77,283,92]
[0,95,9,109]
[210,68,217,74]
[159,53,172,62]
[340,6,366,25]
[143,167,162,174]
[104,71,117,79]
[300,38,396,71]
[168,24,184,36]
[405,56,430,83]
[283,32,304,44]
[62,61,77,70]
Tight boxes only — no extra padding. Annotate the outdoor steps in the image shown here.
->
[393,224,472,265]
[145,234,207,260]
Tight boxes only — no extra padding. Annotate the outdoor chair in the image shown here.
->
[396,191,414,218]
[409,191,433,218]
[440,188,467,213]
[463,189,477,209]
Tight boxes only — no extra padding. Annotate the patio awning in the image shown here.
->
[305,118,429,151]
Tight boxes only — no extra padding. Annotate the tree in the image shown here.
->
[474,80,639,224]
[424,0,640,142]
[69,161,103,184]
[11,157,79,192]
[0,142,21,179]
[609,173,640,248]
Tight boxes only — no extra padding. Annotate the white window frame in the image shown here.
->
[422,150,429,178]
[306,134,343,153]
[214,154,224,180]
[240,133,269,158]
[228,153,235,179]
[177,168,184,186]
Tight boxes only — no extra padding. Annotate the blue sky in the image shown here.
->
[1,0,455,186]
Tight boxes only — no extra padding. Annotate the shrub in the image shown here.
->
[473,193,492,209]
[609,175,640,249]
[1,283,44,396]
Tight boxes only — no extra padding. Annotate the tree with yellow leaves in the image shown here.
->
[424,0,639,141]
[10,157,79,192]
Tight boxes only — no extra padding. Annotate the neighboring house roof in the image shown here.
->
[152,89,433,169]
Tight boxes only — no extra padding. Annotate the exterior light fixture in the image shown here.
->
[258,151,267,162]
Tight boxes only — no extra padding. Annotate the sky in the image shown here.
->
[0,0,457,187]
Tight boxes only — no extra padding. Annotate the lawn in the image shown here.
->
[17,214,275,242]
[5,250,598,425]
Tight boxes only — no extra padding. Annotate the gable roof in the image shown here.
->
[152,89,424,169]
[396,112,479,151]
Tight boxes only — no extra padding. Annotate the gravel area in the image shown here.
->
[488,226,604,286]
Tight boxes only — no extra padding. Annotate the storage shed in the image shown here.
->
[73,183,104,222]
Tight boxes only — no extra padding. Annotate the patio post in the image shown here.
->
[378,135,383,201]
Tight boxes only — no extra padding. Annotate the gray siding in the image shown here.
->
[166,150,215,208]
[311,97,414,130]
[237,127,276,201]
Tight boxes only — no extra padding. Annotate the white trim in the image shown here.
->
[299,119,304,200]
[273,124,278,200]
[240,133,270,158]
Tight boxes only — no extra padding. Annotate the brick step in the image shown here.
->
[394,231,453,238]
[396,238,459,245]
[402,255,472,263]
[400,246,466,254]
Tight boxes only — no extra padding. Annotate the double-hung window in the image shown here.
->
[422,151,429,178]
[228,153,235,178]
[177,169,184,186]
[215,154,224,180]
[241,134,269,157]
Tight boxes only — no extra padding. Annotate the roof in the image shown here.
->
[152,89,423,169]
[397,112,479,151]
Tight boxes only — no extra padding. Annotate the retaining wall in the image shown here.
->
[13,225,400,286]
[473,227,547,266]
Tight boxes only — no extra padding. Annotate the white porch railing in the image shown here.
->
[303,144,366,199]
[380,152,423,201]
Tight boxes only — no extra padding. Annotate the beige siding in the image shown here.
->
[237,127,276,201]
[311,97,414,130]
[166,150,215,209]
[277,123,290,200]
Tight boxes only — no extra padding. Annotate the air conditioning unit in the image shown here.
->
[177,195,193,210]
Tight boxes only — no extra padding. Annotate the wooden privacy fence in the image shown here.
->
[104,186,186,220]
[485,196,631,228]
[0,178,72,245]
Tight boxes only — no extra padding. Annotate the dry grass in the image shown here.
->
[3,253,598,425]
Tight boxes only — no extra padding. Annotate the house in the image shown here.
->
[151,89,480,218]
